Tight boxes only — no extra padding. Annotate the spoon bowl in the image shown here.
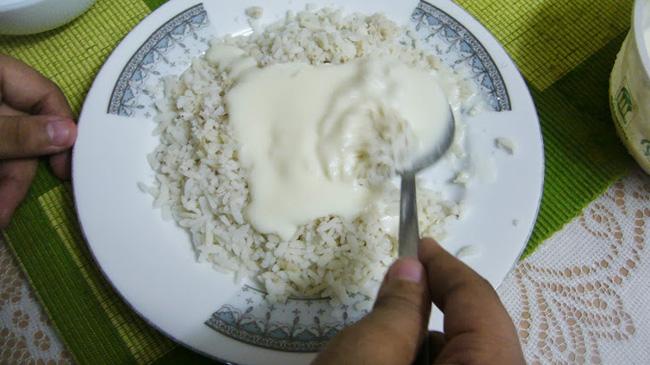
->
[397,108,456,258]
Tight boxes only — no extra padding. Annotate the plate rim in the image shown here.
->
[72,0,545,363]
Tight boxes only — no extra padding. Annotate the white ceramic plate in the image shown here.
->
[73,0,543,364]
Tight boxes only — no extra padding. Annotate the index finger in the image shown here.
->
[0,54,72,118]
[1,54,74,179]
[418,238,516,339]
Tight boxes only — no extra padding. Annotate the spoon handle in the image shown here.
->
[398,172,419,258]
[398,172,430,365]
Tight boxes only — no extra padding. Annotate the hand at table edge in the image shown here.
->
[0,53,77,228]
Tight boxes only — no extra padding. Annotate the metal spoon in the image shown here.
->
[397,109,455,365]
[398,109,456,257]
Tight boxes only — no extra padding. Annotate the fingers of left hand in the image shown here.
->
[0,114,77,159]
[0,158,38,228]
[313,258,429,365]
[49,152,72,180]
[0,54,73,118]
[1,55,76,180]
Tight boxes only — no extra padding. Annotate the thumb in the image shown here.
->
[0,115,76,159]
[313,258,430,365]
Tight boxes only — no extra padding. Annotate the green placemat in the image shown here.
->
[0,0,636,363]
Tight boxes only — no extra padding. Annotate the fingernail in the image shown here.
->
[47,119,72,146]
[389,258,423,283]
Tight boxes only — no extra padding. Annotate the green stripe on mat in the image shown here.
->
[523,33,635,257]
[4,165,177,364]
[3,176,134,363]
[455,0,633,90]
[143,0,167,11]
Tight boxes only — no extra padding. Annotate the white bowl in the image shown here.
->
[0,0,96,35]
[610,0,650,174]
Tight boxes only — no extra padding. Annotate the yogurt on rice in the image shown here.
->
[212,43,452,239]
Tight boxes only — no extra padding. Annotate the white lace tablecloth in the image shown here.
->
[1,169,649,364]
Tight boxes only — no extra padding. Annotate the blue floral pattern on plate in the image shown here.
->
[107,0,512,352]
[412,2,510,111]
[107,4,210,117]
[205,285,369,352]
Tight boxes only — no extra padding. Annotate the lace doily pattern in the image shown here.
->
[498,170,650,364]
[0,243,72,364]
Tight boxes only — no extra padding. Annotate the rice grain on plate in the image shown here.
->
[149,7,471,303]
